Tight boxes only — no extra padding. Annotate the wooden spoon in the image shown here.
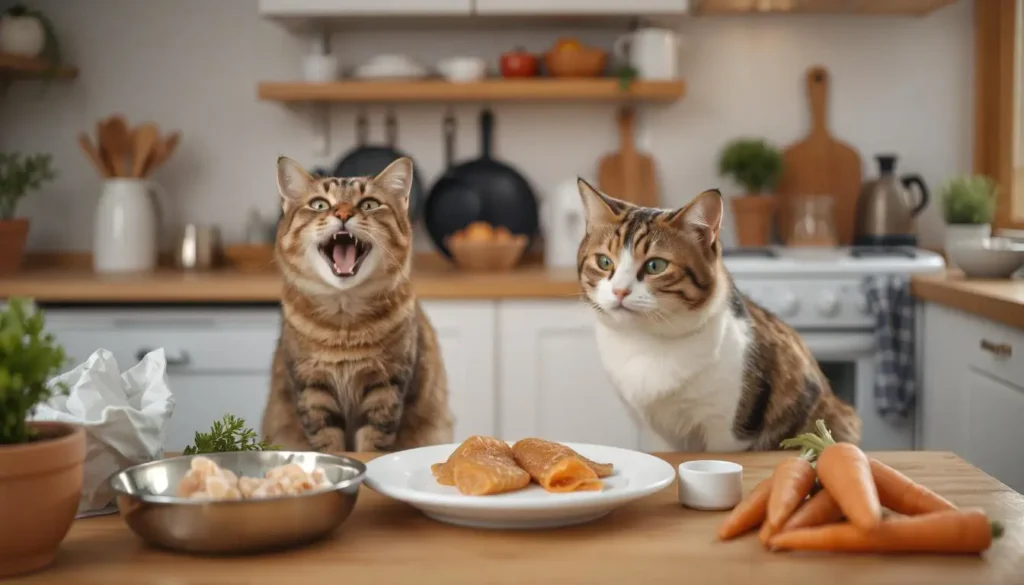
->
[102,115,131,177]
[131,123,159,178]
[77,132,111,178]
[144,131,180,176]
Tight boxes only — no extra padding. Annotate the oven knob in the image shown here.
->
[818,291,841,317]
[777,291,799,317]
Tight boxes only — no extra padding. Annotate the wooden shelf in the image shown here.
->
[257,79,685,103]
[696,0,957,15]
[0,53,77,79]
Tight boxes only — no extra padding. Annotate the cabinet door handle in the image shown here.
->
[980,339,1012,359]
[135,348,191,366]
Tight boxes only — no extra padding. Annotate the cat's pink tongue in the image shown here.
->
[332,243,357,274]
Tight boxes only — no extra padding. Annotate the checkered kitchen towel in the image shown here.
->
[862,275,917,420]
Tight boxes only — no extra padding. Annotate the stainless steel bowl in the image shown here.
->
[108,451,365,554]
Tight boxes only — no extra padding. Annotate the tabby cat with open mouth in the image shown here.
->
[261,156,454,453]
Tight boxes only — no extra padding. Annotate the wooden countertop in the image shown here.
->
[0,255,582,303]
[911,273,1024,330]
[12,451,1024,585]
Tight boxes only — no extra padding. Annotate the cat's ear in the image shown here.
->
[277,156,314,209]
[373,157,414,209]
[665,189,723,247]
[577,178,629,226]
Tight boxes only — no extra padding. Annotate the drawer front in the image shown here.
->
[967,318,1024,391]
[46,309,281,374]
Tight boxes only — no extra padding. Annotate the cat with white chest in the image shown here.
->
[575,179,861,452]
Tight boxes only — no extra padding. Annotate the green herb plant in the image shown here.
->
[718,138,784,195]
[183,414,279,455]
[0,297,67,445]
[941,174,999,225]
[0,152,56,220]
[2,3,62,76]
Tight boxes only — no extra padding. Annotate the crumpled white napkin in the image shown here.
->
[30,348,175,517]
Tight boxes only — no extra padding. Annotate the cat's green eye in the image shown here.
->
[644,258,669,274]
[359,198,381,212]
[596,254,614,271]
[308,198,330,211]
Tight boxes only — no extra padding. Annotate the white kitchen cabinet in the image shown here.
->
[421,301,497,440]
[497,300,642,449]
[919,303,1024,493]
[43,308,281,452]
[473,0,692,15]
[259,0,472,17]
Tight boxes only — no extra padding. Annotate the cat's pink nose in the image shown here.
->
[613,288,631,302]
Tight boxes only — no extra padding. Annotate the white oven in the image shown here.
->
[801,331,914,451]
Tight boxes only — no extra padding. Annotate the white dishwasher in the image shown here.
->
[43,307,281,452]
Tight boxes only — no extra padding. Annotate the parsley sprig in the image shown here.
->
[182,414,279,455]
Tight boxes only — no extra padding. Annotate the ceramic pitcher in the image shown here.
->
[613,27,681,81]
[92,178,163,273]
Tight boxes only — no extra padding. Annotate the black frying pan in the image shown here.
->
[424,109,539,258]
[332,109,425,221]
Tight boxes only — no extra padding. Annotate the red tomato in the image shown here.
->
[500,48,539,78]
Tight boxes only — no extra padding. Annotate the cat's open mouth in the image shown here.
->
[319,230,371,277]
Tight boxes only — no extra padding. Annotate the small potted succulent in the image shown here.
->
[717,138,784,246]
[941,174,998,253]
[0,3,61,68]
[0,297,83,578]
[0,152,56,275]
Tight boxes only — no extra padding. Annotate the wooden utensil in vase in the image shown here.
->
[131,123,160,178]
[100,115,132,177]
[143,131,180,177]
[77,133,112,178]
[598,107,659,208]
[775,66,862,246]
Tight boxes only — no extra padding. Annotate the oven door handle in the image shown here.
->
[799,332,876,360]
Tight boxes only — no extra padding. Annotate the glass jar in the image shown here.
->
[787,195,838,247]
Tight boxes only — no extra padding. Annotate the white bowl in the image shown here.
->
[676,460,743,511]
[436,56,487,83]
[948,237,1024,279]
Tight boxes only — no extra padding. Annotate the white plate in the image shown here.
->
[364,442,675,530]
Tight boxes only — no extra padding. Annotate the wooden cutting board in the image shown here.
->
[776,66,862,245]
[598,107,659,208]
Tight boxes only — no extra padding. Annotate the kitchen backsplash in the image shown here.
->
[0,0,971,253]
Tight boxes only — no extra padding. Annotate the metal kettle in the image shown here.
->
[853,154,929,247]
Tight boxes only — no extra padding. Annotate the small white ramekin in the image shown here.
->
[677,460,744,511]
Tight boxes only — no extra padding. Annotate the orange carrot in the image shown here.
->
[717,476,773,540]
[870,458,957,515]
[782,420,880,530]
[761,454,817,540]
[780,489,844,532]
[768,508,1003,554]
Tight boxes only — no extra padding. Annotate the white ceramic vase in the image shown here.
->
[0,14,45,57]
[93,178,163,273]
[944,223,991,269]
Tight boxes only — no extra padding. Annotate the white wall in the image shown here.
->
[0,0,972,253]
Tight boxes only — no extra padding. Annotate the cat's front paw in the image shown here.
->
[354,426,397,453]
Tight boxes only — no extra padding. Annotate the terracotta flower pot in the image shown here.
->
[0,217,30,275]
[729,194,776,247]
[0,421,86,578]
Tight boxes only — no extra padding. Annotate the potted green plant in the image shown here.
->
[717,138,783,246]
[0,152,56,275]
[0,297,83,578]
[941,174,998,254]
[0,3,61,70]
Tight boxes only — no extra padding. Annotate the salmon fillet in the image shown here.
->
[431,436,531,496]
[511,438,611,493]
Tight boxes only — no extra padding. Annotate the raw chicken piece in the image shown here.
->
[432,436,531,496]
[511,438,607,493]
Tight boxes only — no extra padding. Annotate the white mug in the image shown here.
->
[613,27,681,81]
[93,178,164,273]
